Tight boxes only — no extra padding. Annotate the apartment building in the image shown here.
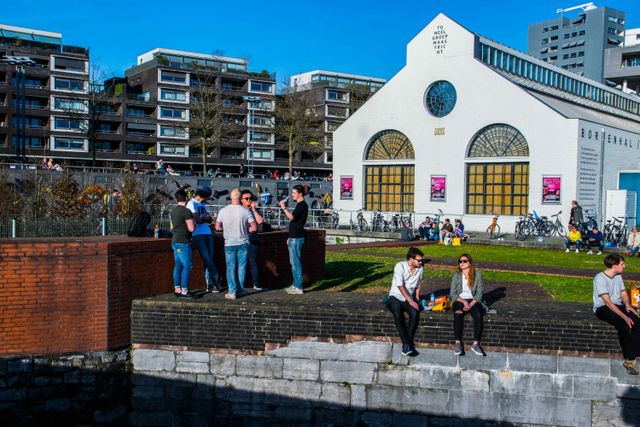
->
[528,4,626,82]
[0,24,90,162]
[604,30,640,95]
[289,70,386,164]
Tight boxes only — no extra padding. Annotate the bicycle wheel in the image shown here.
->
[486,224,500,239]
[540,221,553,237]
[358,218,367,232]
[555,221,567,238]
[515,222,526,241]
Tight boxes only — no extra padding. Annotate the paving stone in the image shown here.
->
[132,349,175,372]
[617,384,640,400]
[282,358,319,381]
[350,384,367,409]
[320,361,376,384]
[507,352,557,373]
[408,348,458,367]
[367,386,449,413]
[558,355,610,377]
[573,375,616,400]
[177,351,209,363]
[236,355,283,379]
[196,374,214,388]
[319,382,350,406]
[490,370,573,398]
[458,352,507,371]
[419,366,461,390]
[460,370,489,392]
[448,390,500,421]
[267,341,339,360]
[376,364,421,387]
[499,394,591,427]
[592,399,640,427]
[338,342,392,363]
[209,354,236,376]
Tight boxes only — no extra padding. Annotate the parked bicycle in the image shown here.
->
[515,212,552,240]
[486,214,500,239]
[548,210,567,237]
[352,209,368,232]
[603,216,629,246]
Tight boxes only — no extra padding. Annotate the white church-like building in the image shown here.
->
[332,14,640,232]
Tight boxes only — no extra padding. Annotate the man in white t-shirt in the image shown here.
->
[385,247,424,357]
[215,189,257,300]
[594,253,640,375]
[186,186,221,292]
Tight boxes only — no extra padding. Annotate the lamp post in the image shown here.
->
[242,95,261,177]
[1,56,36,163]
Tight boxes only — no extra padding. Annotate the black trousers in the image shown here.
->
[453,299,485,341]
[247,243,261,287]
[588,240,605,252]
[386,296,420,348]
[596,305,640,360]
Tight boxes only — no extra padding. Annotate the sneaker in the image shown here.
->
[471,343,486,356]
[407,348,419,357]
[179,291,196,299]
[565,248,570,253]
[454,341,463,356]
[624,360,639,375]
[401,345,412,356]
[174,292,182,298]
[575,249,579,253]
[285,286,304,295]
[597,251,602,255]
[252,285,263,291]
[224,293,236,300]
[588,250,593,255]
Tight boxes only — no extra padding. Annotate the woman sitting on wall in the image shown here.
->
[450,254,488,357]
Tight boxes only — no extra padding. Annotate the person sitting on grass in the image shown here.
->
[428,222,440,241]
[593,254,640,375]
[565,225,582,253]
[440,219,454,244]
[587,227,604,255]
[627,227,640,257]
[450,254,488,357]
[385,247,424,357]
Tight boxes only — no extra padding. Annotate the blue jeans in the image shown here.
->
[224,243,248,295]
[565,239,582,250]
[628,245,640,256]
[419,227,429,239]
[192,234,220,287]
[288,237,304,289]
[172,243,192,290]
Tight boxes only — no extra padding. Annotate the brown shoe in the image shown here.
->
[624,360,639,375]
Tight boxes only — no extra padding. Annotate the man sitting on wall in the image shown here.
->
[587,227,605,255]
[385,247,424,357]
[593,254,640,375]
[418,216,431,240]
[440,219,454,244]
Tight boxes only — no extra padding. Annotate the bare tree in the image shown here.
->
[188,69,237,175]
[59,63,115,167]
[275,80,324,175]
[346,82,374,115]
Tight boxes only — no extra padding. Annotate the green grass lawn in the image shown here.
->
[352,243,640,272]
[310,245,627,303]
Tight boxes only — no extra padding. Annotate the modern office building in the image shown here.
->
[604,38,640,95]
[333,13,640,232]
[528,4,626,82]
[0,24,90,162]
[625,28,640,47]
[289,70,385,164]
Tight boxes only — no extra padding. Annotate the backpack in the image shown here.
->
[128,211,152,237]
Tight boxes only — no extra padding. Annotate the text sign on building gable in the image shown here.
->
[432,25,448,54]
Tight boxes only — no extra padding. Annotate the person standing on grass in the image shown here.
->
[215,189,257,300]
[187,186,221,293]
[279,184,308,295]
[450,254,488,357]
[386,247,424,357]
[593,254,640,375]
[170,189,195,298]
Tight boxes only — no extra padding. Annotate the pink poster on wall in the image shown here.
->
[431,175,446,202]
[340,176,353,200]
[542,176,561,204]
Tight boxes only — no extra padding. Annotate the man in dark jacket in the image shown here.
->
[570,200,584,228]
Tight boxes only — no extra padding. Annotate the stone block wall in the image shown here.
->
[130,340,640,426]
[0,350,129,426]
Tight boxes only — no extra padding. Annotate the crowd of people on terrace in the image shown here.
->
[169,183,308,300]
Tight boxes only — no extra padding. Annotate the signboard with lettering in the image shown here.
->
[430,175,446,202]
[432,25,448,54]
[542,176,561,204]
[576,134,600,215]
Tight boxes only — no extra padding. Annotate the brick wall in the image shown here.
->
[0,230,325,357]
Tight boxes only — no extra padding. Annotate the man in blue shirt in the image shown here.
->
[587,226,604,255]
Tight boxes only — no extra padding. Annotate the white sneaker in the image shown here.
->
[588,250,593,255]
[224,293,236,300]
[565,248,570,253]
[575,249,579,253]
[285,286,303,295]
[597,251,602,255]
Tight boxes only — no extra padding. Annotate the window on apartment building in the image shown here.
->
[54,78,85,91]
[160,107,187,119]
[249,81,273,93]
[327,90,348,102]
[541,38,548,44]
[326,121,341,132]
[563,33,571,39]
[608,27,620,35]
[250,149,273,160]
[549,46,558,52]
[127,108,148,117]
[550,35,558,41]
[53,97,87,112]
[550,25,559,31]
[54,57,85,72]
[54,117,83,130]
[11,136,44,148]
[542,27,549,32]
[13,116,46,128]
[160,71,187,84]
[251,132,272,142]
[159,144,187,155]
[251,116,273,127]
[160,89,187,101]
[579,30,585,35]
[53,137,85,150]
[159,125,186,138]
[327,106,349,117]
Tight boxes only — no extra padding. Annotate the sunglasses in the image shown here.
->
[241,197,252,200]
[458,259,470,264]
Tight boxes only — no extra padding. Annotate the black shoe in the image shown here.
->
[174,292,182,298]
[178,291,196,299]
[407,349,419,357]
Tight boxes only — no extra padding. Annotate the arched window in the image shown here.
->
[364,130,414,212]
[466,124,529,216]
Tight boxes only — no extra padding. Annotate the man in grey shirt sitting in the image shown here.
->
[593,254,640,375]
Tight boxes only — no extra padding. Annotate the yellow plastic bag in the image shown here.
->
[630,285,640,309]
[452,237,462,246]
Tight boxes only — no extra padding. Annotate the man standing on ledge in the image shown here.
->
[386,247,424,357]
[279,184,308,295]
[594,254,640,375]
[216,189,257,300]
[170,189,195,298]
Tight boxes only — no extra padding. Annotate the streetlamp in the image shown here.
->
[242,95,261,178]
[2,55,36,163]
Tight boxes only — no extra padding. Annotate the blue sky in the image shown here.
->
[3,0,639,82]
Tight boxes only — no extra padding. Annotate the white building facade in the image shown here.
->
[333,14,640,232]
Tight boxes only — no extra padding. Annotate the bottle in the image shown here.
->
[154,224,160,239]
[430,292,435,305]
